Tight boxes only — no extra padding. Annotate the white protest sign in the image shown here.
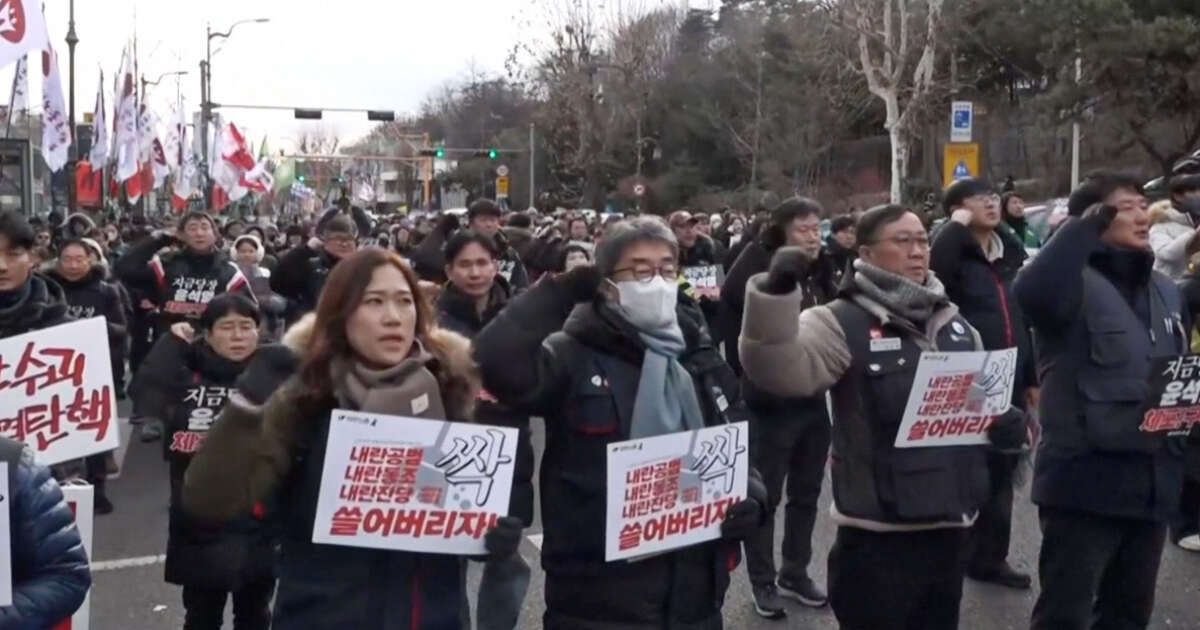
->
[51,482,92,630]
[312,410,519,555]
[683,265,724,299]
[605,422,749,562]
[894,348,1017,448]
[0,318,120,466]
[0,467,10,607]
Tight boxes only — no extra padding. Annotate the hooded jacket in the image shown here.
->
[182,315,480,630]
[473,277,749,630]
[0,274,71,339]
[1149,203,1195,280]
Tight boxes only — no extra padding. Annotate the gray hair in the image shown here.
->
[595,216,679,276]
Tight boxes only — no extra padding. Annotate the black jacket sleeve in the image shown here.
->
[1014,218,1103,333]
[113,234,174,295]
[473,277,576,416]
[269,244,317,301]
[103,283,128,342]
[132,333,192,421]
[929,221,974,300]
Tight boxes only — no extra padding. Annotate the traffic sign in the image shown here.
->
[496,176,510,198]
[943,143,980,188]
[496,164,509,177]
[633,183,646,197]
[950,101,973,143]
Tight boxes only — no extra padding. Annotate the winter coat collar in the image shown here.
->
[563,293,711,367]
[436,276,511,334]
[0,274,69,336]
[46,266,105,291]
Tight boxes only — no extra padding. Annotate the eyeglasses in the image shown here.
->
[612,263,679,282]
[876,235,931,251]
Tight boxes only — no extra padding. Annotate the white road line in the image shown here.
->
[92,554,166,572]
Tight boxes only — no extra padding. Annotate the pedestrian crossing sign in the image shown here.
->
[953,161,971,179]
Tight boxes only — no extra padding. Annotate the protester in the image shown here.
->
[183,248,522,629]
[1015,173,1188,630]
[932,178,1036,590]
[232,234,286,340]
[473,216,767,629]
[1149,174,1200,279]
[270,213,358,324]
[1000,192,1039,248]
[670,210,722,334]
[825,215,857,280]
[47,238,128,514]
[135,294,275,630]
[0,437,92,627]
[561,243,592,272]
[717,198,837,618]
[740,204,1027,630]
[468,199,530,291]
[0,210,72,338]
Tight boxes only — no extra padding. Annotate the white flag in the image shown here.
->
[0,1,48,73]
[9,55,27,115]
[39,44,69,172]
[113,44,139,181]
[209,116,248,202]
[88,71,108,165]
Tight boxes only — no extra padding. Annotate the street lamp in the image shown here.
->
[141,70,189,102]
[66,0,78,211]
[200,17,269,205]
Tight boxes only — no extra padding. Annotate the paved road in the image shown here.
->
[88,413,1200,629]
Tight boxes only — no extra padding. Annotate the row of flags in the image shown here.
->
[0,1,274,211]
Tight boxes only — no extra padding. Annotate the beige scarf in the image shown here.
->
[331,339,448,419]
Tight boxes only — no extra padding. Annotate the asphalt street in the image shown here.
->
[87,409,1200,629]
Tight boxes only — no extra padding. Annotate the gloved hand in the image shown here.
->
[1080,203,1118,234]
[988,406,1030,453]
[484,516,525,560]
[556,264,603,303]
[720,472,767,541]
[762,246,812,295]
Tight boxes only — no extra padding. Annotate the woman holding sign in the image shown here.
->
[473,216,768,630]
[183,248,524,630]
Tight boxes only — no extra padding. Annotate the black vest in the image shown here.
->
[826,298,990,525]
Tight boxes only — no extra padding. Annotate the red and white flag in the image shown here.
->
[171,100,196,209]
[113,44,139,182]
[0,1,47,73]
[88,71,108,166]
[39,42,69,172]
[209,118,251,203]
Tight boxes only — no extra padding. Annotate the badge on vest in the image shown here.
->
[870,337,901,352]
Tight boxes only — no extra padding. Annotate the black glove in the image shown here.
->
[1080,203,1118,234]
[720,471,767,541]
[988,406,1030,453]
[762,246,812,295]
[556,264,603,303]
[484,516,524,560]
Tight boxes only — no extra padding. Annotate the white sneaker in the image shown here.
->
[1177,534,1200,552]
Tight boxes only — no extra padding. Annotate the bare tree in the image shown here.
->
[824,0,944,202]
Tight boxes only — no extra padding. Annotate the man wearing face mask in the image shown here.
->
[740,204,1027,630]
[474,216,767,630]
[1148,174,1200,280]
[1016,173,1189,630]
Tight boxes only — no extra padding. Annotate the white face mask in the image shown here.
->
[613,275,678,329]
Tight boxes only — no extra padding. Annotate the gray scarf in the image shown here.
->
[852,259,948,324]
[332,339,447,419]
[618,313,706,439]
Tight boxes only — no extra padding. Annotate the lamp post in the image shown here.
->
[66,0,78,212]
[201,17,269,207]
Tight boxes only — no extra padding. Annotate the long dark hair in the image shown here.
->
[297,247,434,404]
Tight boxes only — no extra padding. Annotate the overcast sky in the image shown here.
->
[5,0,715,152]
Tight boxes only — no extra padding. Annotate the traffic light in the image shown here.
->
[298,174,306,183]
[488,148,498,160]
[437,148,446,158]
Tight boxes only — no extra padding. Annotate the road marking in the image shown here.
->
[92,554,166,572]
[526,534,543,550]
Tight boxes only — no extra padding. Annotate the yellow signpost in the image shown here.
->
[943,143,980,189]
[496,176,510,198]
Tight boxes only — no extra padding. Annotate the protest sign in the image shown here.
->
[50,482,92,630]
[605,422,749,562]
[1141,354,1200,434]
[682,265,724,299]
[894,348,1017,448]
[0,468,10,607]
[0,318,120,466]
[312,410,519,555]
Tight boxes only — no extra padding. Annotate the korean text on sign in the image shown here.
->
[682,265,724,300]
[312,410,518,555]
[0,318,120,465]
[894,348,1017,448]
[1141,354,1200,434]
[605,422,749,562]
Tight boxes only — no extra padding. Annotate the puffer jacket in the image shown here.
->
[0,274,71,339]
[474,277,753,630]
[182,316,482,630]
[0,440,91,629]
[1149,203,1195,280]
